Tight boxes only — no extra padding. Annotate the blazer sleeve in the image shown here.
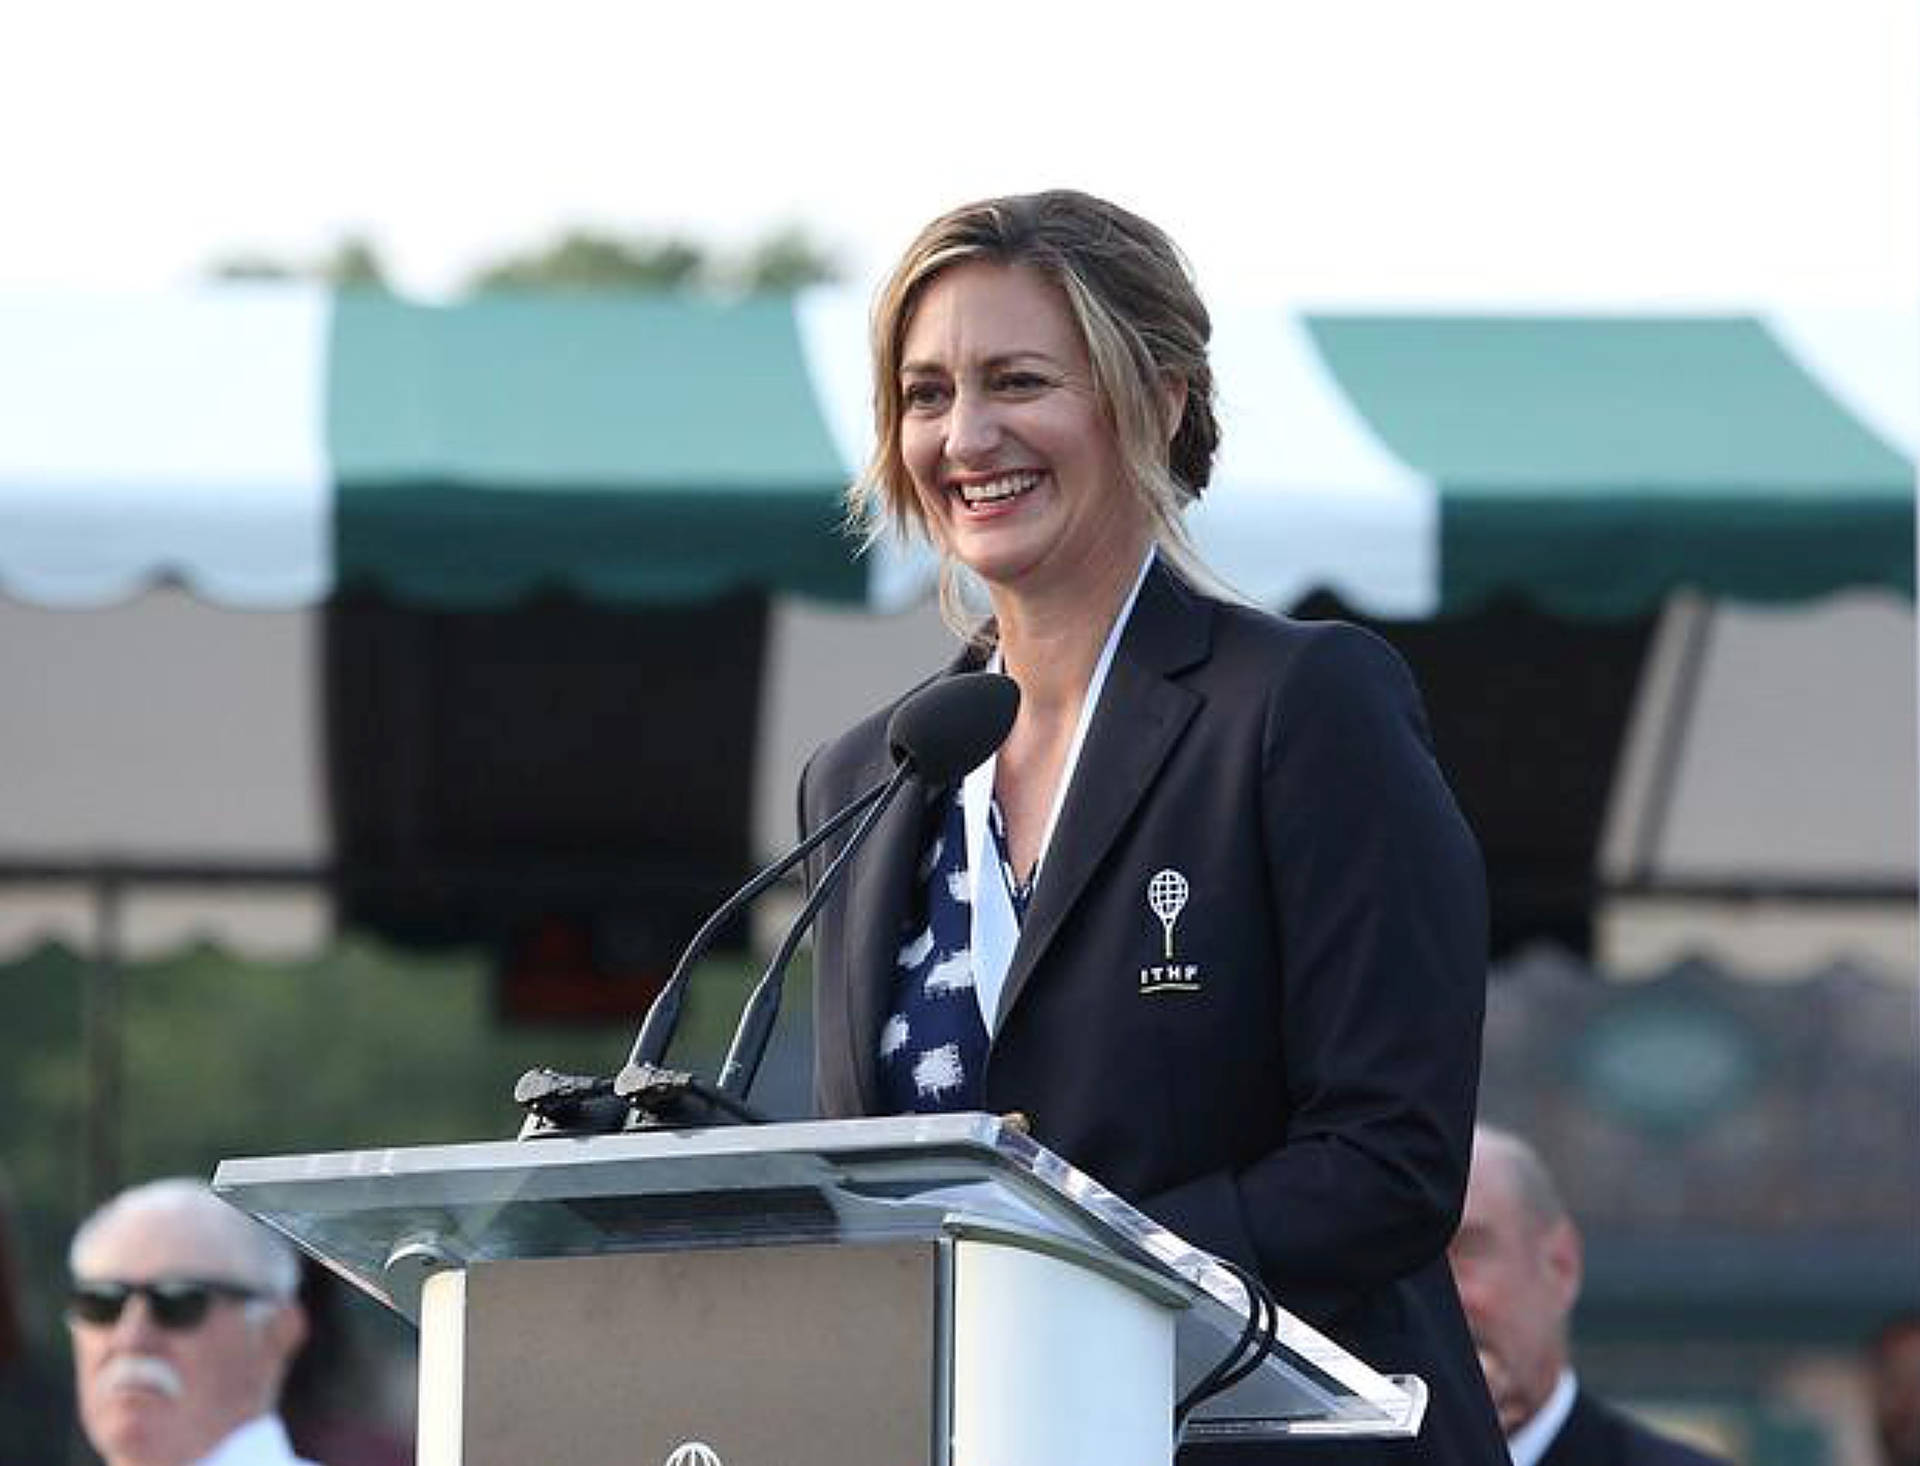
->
[1143,623,1488,1321]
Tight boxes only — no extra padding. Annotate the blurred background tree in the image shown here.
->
[464,223,838,294]
[466,230,707,292]
[204,225,839,295]
[730,223,841,292]
[207,232,393,289]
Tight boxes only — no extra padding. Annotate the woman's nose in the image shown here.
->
[944,388,1002,463]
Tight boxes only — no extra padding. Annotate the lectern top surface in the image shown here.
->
[214,1113,1422,1440]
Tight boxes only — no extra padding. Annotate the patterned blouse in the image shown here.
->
[876,786,1031,1114]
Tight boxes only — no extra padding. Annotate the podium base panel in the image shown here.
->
[420,1243,939,1466]
[414,1234,1179,1466]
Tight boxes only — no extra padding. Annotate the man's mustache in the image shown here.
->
[99,1354,185,1400]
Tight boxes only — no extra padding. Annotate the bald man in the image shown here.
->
[1449,1126,1725,1466]
[67,1179,314,1466]
[1869,1312,1920,1466]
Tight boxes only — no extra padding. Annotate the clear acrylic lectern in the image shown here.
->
[214,1113,1425,1465]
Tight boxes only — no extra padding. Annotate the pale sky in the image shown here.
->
[3,0,1914,307]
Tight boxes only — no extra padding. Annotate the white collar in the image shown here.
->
[963,546,1157,1035]
[1507,1368,1578,1466]
[196,1415,313,1466]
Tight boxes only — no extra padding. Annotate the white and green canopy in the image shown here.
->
[2,287,1910,616]
[0,288,1911,973]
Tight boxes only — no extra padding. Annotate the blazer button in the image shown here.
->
[999,1110,1033,1136]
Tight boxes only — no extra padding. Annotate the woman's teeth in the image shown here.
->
[958,472,1041,507]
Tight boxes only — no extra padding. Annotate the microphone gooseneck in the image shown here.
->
[517,670,1019,1134]
[713,759,914,1098]
[716,671,1020,1102]
[624,777,889,1075]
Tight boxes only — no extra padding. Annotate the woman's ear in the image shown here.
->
[1160,373,1189,444]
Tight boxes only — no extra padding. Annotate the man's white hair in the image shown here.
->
[69,1177,301,1302]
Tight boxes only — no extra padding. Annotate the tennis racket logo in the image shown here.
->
[1147,869,1189,959]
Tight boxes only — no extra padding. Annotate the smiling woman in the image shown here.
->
[895,262,1146,624]
[853,191,1228,641]
[801,190,1505,1465]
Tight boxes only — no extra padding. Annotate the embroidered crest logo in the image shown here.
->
[1141,869,1202,995]
[1147,869,1188,957]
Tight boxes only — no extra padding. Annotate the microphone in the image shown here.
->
[883,670,1024,786]
[710,671,1019,1102]
[514,672,1017,1135]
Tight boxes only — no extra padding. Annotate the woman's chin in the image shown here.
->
[943,521,1050,588]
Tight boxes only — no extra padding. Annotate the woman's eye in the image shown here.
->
[995,371,1048,393]
[902,381,949,411]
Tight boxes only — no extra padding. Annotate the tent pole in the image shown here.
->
[81,870,125,1209]
[1614,593,1718,887]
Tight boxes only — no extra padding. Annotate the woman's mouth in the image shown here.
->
[954,471,1042,509]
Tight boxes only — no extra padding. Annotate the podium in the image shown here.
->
[214,1112,1425,1465]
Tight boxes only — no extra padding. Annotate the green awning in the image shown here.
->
[328,293,860,605]
[0,289,1909,615]
[1311,316,1913,616]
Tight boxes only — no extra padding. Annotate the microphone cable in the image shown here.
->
[1173,1258,1282,1436]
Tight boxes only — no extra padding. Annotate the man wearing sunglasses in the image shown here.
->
[67,1178,313,1466]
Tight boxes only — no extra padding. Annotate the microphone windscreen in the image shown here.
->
[887,672,1020,784]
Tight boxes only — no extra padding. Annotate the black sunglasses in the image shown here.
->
[68,1278,267,1331]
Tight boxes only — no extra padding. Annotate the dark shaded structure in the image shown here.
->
[326,592,769,1019]
[1479,950,1920,1436]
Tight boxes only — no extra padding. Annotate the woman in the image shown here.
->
[801,190,1501,1464]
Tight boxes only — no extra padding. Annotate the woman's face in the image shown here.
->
[896,261,1147,595]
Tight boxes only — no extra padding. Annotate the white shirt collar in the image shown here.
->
[1507,1368,1578,1466]
[197,1414,314,1466]
[963,545,1157,1035]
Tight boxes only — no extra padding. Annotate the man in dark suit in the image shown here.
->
[1449,1125,1728,1466]
[1869,1311,1920,1466]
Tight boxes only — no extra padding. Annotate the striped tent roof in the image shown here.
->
[2,287,1912,617]
[2,289,1911,970]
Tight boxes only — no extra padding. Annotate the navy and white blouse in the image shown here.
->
[876,788,988,1113]
[877,548,1156,1112]
[876,787,1038,1114]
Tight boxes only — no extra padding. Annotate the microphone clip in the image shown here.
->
[512,1066,631,1139]
[613,1061,770,1128]
[612,1059,700,1109]
[509,1061,771,1139]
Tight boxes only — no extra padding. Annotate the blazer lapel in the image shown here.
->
[993,564,1213,1029]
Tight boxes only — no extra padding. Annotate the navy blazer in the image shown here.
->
[1541,1390,1731,1466]
[802,563,1504,1464]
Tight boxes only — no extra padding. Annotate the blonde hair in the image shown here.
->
[852,190,1236,632]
